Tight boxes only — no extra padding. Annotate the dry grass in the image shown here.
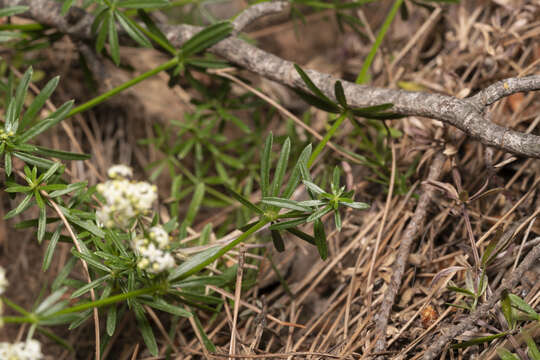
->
[1,1,539,359]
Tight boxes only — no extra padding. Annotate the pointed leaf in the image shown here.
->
[108,11,120,65]
[282,143,312,199]
[271,229,285,252]
[294,64,335,105]
[227,188,263,214]
[314,219,328,260]
[115,11,152,48]
[260,133,273,198]
[334,80,347,108]
[21,75,59,130]
[0,5,29,17]
[261,197,310,212]
[181,21,233,57]
[271,137,291,197]
[133,302,158,356]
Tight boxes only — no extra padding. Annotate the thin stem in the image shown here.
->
[2,296,32,316]
[133,18,177,55]
[308,112,348,168]
[174,219,268,281]
[0,23,45,31]
[355,0,403,84]
[1,316,35,323]
[67,57,179,117]
[47,285,159,318]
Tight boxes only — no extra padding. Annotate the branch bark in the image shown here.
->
[373,152,446,354]
[3,0,540,157]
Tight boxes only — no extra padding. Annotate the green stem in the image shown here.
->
[133,20,176,55]
[308,112,348,168]
[48,285,159,317]
[67,57,179,117]
[2,296,32,316]
[0,23,45,31]
[355,0,403,84]
[1,316,35,323]
[175,219,268,281]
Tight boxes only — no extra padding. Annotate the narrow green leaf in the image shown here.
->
[334,81,347,108]
[447,285,476,297]
[497,348,520,360]
[526,333,540,360]
[37,206,47,244]
[314,219,328,260]
[49,181,87,197]
[334,211,342,231]
[0,5,29,17]
[294,64,334,105]
[451,333,507,349]
[260,133,273,198]
[61,0,75,15]
[0,31,25,43]
[302,180,325,195]
[192,311,216,352]
[4,193,33,219]
[35,287,68,314]
[115,11,152,48]
[72,250,111,273]
[270,230,285,252]
[270,137,291,197]
[18,100,74,142]
[21,75,59,130]
[261,197,310,212]
[227,188,263,214]
[139,298,192,317]
[40,161,62,183]
[108,10,120,65]
[95,11,110,52]
[13,152,55,169]
[42,225,62,271]
[33,146,90,160]
[137,9,173,48]
[71,275,111,298]
[4,153,12,177]
[181,21,233,57]
[508,293,540,320]
[117,0,170,8]
[182,182,205,229]
[133,302,158,356]
[341,201,370,210]
[168,246,221,281]
[11,67,33,132]
[106,305,117,336]
[293,88,341,113]
[269,217,307,230]
[282,143,312,199]
[501,291,515,330]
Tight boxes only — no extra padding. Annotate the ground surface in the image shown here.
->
[1,1,539,359]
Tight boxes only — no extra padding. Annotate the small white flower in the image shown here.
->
[107,164,133,179]
[149,226,169,249]
[0,267,8,295]
[96,177,156,229]
[133,232,176,274]
[0,339,43,360]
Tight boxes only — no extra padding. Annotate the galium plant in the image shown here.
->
[0,1,408,356]
[0,65,378,355]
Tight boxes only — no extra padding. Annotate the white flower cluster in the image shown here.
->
[107,164,133,179]
[96,165,157,228]
[0,266,7,295]
[0,339,43,360]
[133,226,176,274]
